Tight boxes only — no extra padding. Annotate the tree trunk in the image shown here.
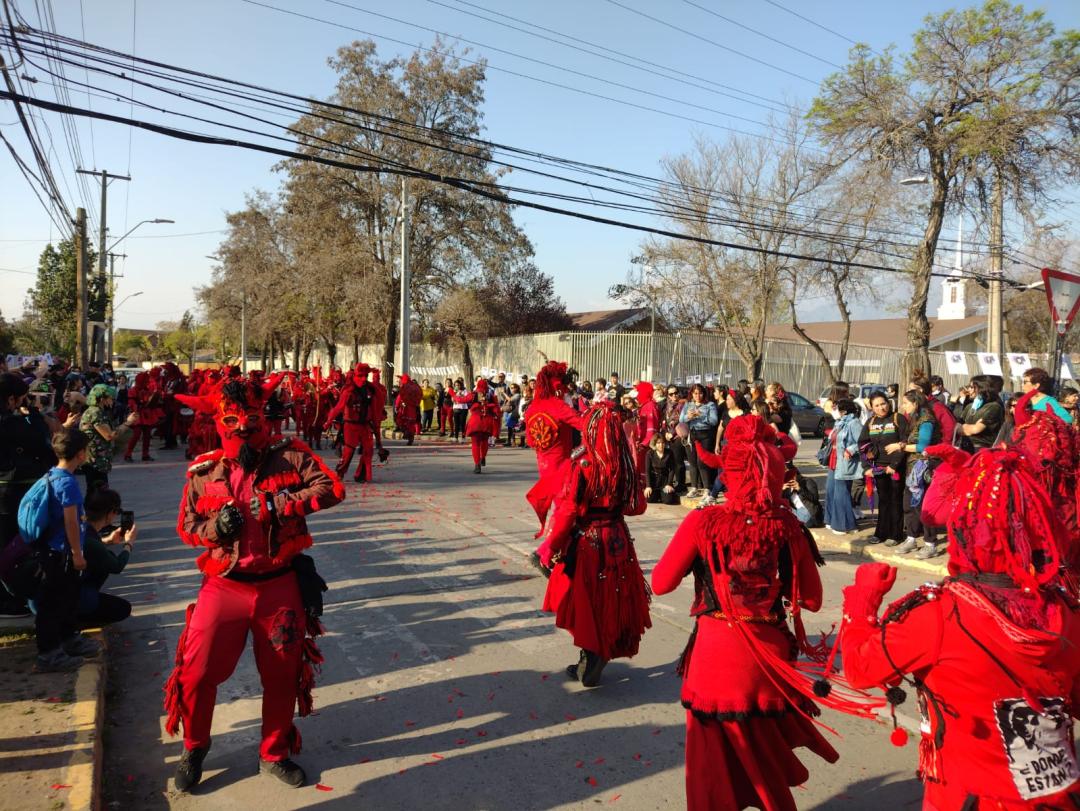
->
[269,334,276,370]
[461,337,474,383]
[905,156,949,381]
[260,342,268,371]
[322,336,337,369]
[382,315,397,386]
[352,334,360,367]
[301,341,312,370]
[790,297,839,385]
[293,334,302,371]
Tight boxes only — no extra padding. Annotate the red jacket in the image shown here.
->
[843,580,1080,809]
[524,396,585,527]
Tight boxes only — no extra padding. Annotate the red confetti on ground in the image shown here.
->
[456,708,464,719]
[430,754,444,760]
[587,777,598,787]
[575,760,584,769]
[644,761,653,767]
[404,720,416,727]
[632,753,642,761]
[487,692,495,701]
[374,695,387,702]
[476,730,488,737]
[454,688,465,696]
[391,652,400,661]
[315,784,333,791]
[456,738,467,745]
[565,713,577,721]
[610,795,622,803]
[594,757,605,764]
[398,769,408,775]
[50,784,71,790]
[651,728,661,735]
[529,711,539,720]
[125,774,135,782]
[540,674,550,681]
[44,697,62,703]
[359,757,372,764]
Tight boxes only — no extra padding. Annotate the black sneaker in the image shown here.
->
[260,757,306,788]
[481,457,486,466]
[62,633,101,658]
[474,464,482,474]
[33,647,83,673]
[580,650,608,688]
[174,745,210,792]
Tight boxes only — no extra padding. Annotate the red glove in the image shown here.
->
[842,563,897,626]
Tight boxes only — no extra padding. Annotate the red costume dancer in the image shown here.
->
[163,375,345,792]
[632,381,661,475]
[842,445,1080,811]
[325,364,379,483]
[525,362,585,573]
[394,374,422,445]
[124,371,163,462]
[654,415,862,811]
[465,379,500,474]
[289,373,310,438]
[540,402,651,686]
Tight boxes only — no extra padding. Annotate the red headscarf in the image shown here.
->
[535,360,570,399]
[719,415,787,511]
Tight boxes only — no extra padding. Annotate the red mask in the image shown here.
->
[177,374,284,461]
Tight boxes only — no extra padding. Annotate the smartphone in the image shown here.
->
[120,510,135,532]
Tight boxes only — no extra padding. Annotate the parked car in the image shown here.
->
[816,383,886,409]
[788,392,827,437]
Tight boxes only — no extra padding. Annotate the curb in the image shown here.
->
[808,528,949,578]
[63,629,106,811]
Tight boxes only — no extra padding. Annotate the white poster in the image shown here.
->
[704,373,714,383]
[945,352,969,376]
[978,353,1003,376]
[1063,357,1075,382]
[995,697,1078,800]
[694,374,703,384]
[1007,354,1032,378]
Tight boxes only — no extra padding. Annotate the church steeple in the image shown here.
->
[937,218,969,320]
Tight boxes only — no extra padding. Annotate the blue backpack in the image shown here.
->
[17,471,58,545]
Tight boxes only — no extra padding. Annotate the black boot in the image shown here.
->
[260,757,306,788]
[474,464,482,474]
[566,649,587,681]
[580,650,608,688]
[481,456,486,466]
[174,745,210,792]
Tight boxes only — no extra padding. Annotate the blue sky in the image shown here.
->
[1,0,1077,331]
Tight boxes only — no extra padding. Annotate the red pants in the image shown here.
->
[174,574,305,761]
[337,423,373,481]
[470,433,490,465]
[438,405,452,433]
[125,425,153,459]
[269,419,283,436]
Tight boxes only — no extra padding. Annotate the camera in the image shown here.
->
[120,510,135,532]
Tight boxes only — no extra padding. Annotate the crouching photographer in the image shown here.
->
[78,487,135,628]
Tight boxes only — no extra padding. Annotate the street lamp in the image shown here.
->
[899,175,930,186]
[105,218,175,253]
[115,291,143,310]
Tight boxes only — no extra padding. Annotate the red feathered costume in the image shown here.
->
[394,374,422,444]
[654,415,858,811]
[540,402,652,686]
[325,364,379,483]
[842,446,1080,810]
[525,362,585,531]
[465,379,500,472]
[162,374,345,789]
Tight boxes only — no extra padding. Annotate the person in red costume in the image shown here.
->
[394,374,422,445]
[289,372,310,439]
[524,361,586,571]
[653,414,855,811]
[123,371,163,462]
[162,374,345,792]
[464,378,500,474]
[540,402,652,687]
[159,361,186,450]
[324,364,379,483]
[632,381,661,474]
[841,444,1080,810]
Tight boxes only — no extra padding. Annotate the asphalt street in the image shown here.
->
[100,438,927,810]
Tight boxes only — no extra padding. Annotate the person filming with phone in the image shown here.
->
[77,487,136,628]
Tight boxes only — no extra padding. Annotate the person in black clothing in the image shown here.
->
[764,382,793,436]
[958,375,1004,451]
[858,392,907,544]
[78,487,134,628]
[644,434,680,505]
[781,465,824,528]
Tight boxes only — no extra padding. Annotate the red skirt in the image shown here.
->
[541,516,651,660]
[685,710,839,811]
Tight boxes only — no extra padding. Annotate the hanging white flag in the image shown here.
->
[945,352,969,376]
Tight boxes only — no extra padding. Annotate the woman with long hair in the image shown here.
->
[859,392,906,545]
[887,390,942,558]
[680,383,719,500]
[539,402,651,687]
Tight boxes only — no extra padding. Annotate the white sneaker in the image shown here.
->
[896,537,919,554]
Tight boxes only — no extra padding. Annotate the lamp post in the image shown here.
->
[105,218,175,253]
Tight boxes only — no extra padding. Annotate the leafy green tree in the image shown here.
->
[26,238,108,357]
[809,0,1080,374]
[113,330,153,363]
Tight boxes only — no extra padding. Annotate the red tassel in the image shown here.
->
[162,603,196,736]
[891,727,909,747]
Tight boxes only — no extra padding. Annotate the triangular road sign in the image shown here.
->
[1042,267,1080,334]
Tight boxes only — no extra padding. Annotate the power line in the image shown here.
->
[759,0,861,48]
[599,0,822,85]
[676,0,842,68]
[1,87,1013,286]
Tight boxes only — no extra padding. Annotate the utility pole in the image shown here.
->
[240,292,247,374]
[105,252,126,366]
[75,207,88,368]
[399,177,411,377]
[76,169,130,363]
[987,174,1004,361]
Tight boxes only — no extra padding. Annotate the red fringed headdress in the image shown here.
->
[176,372,285,458]
[719,415,786,511]
[581,401,640,512]
[535,360,570,400]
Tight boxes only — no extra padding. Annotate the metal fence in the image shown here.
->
[310,330,1064,400]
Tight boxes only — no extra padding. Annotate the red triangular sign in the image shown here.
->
[1042,267,1080,334]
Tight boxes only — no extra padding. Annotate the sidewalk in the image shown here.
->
[0,629,107,811]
